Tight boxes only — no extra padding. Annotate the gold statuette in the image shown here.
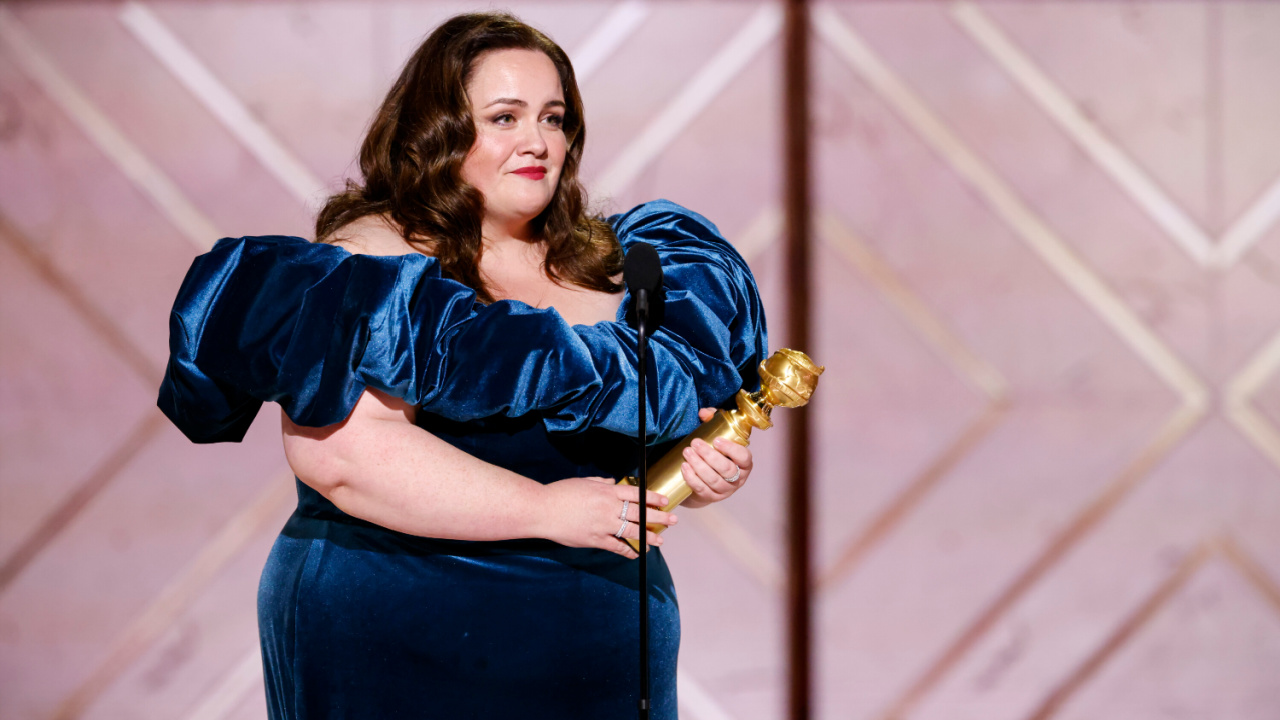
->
[618,348,824,550]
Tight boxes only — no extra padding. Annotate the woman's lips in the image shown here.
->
[512,167,547,180]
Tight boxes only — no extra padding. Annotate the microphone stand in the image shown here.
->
[635,286,651,720]
[624,241,660,718]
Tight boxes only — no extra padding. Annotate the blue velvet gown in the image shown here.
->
[158,201,768,719]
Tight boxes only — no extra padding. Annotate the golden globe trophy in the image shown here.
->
[619,348,824,550]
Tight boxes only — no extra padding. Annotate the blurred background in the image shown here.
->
[3,1,1280,719]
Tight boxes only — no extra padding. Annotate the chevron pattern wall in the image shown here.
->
[2,3,1278,720]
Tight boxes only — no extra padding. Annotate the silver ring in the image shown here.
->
[614,519,628,539]
[620,499,630,520]
[726,466,742,483]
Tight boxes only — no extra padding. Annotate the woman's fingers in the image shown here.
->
[689,438,738,477]
[645,489,669,508]
[698,407,716,422]
[681,441,735,497]
[617,522,665,547]
[615,484,670,509]
[682,462,729,500]
[625,504,677,527]
[607,538,639,559]
[711,438,752,477]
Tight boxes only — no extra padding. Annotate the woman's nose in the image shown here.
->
[518,122,549,157]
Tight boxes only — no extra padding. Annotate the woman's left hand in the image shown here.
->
[680,407,754,508]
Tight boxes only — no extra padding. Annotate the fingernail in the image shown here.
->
[670,515,679,524]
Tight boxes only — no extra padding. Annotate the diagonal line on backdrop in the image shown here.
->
[812,8,1211,718]
[0,213,162,387]
[1025,536,1280,720]
[592,3,782,200]
[818,403,1008,592]
[1217,175,1280,267]
[816,214,1010,590]
[570,0,651,84]
[677,667,740,720]
[957,1,1280,575]
[949,2,1216,268]
[819,214,1007,400]
[0,7,218,251]
[52,468,295,720]
[887,405,1203,720]
[1219,535,1280,616]
[1024,539,1214,720]
[733,205,783,264]
[953,2,1280,270]
[0,413,166,594]
[1223,330,1280,471]
[688,504,782,592]
[0,214,170,592]
[1026,535,1280,719]
[675,206,785,593]
[119,2,327,208]
[182,645,264,720]
[814,6,1206,407]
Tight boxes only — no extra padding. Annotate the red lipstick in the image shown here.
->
[512,166,547,180]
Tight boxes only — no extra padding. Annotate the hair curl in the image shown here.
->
[315,12,621,303]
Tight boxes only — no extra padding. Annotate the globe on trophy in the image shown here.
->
[619,348,824,551]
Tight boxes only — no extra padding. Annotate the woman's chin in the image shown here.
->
[488,200,555,231]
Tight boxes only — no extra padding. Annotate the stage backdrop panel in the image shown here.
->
[1,2,1278,720]
[810,3,1280,720]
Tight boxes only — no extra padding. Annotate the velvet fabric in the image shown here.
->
[159,200,767,445]
[158,201,768,719]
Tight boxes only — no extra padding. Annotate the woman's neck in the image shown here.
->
[481,213,539,244]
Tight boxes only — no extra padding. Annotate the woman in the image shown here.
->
[159,12,768,719]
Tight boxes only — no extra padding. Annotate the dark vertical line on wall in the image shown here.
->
[783,1,812,719]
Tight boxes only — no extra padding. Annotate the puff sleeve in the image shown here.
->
[555,201,768,441]
[158,201,767,444]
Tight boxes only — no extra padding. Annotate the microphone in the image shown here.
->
[624,242,663,328]
[623,241,662,719]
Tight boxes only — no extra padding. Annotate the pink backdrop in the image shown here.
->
[2,2,1279,719]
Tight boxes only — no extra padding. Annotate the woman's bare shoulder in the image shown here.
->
[322,215,428,257]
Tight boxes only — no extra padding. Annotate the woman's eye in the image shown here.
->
[544,114,565,129]
[493,113,515,126]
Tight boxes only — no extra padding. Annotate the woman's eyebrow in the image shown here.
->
[482,98,566,109]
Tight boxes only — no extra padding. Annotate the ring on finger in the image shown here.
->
[620,499,630,520]
[725,466,742,483]
[614,519,628,539]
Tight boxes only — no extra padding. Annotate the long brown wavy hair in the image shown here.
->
[315,12,621,303]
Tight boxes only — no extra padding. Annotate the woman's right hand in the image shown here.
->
[536,477,677,559]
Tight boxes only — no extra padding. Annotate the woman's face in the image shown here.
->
[462,48,567,236]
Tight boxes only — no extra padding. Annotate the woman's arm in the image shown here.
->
[282,387,677,558]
